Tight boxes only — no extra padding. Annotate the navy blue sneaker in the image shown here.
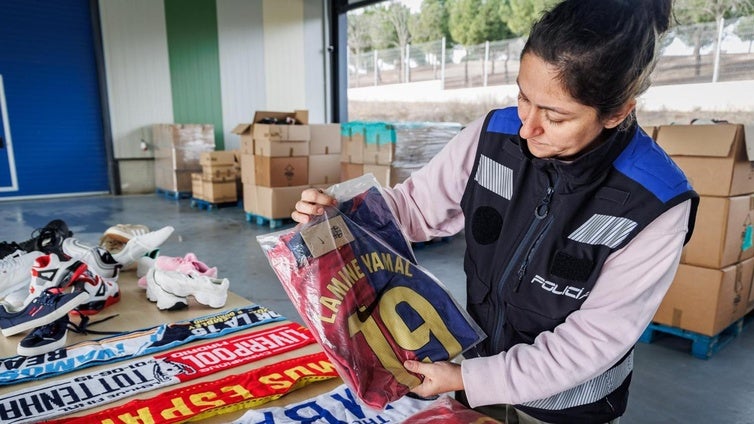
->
[17,314,69,356]
[0,288,89,337]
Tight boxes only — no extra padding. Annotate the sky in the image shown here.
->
[399,0,422,13]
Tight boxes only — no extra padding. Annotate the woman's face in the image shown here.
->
[516,53,613,160]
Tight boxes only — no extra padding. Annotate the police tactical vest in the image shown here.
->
[460,107,698,423]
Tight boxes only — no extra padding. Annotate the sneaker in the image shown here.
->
[17,314,69,356]
[17,219,73,255]
[148,268,229,309]
[0,242,25,260]
[137,253,216,288]
[62,238,121,280]
[0,288,89,337]
[0,251,45,302]
[145,269,188,310]
[72,277,120,316]
[24,254,90,306]
[136,254,156,280]
[100,224,150,245]
[111,226,174,266]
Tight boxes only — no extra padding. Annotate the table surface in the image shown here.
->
[0,270,341,423]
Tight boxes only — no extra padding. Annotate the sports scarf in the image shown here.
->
[232,383,432,424]
[0,304,284,386]
[0,323,313,424]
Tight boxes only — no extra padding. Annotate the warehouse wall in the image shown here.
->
[98,0,328,194]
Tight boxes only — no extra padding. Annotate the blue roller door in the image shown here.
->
[0,0,108,198]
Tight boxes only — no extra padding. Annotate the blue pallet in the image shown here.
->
[245,213,294,229]
[156,188,191,200]
[639,313,752,359]
[412,236,453,249]
[190,198,239,211]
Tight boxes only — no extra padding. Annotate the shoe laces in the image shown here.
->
[68,314,121,335]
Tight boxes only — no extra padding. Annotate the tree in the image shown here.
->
[733,15,754,53]
[383,1,412,82]
[674,0,754,76]
[348,12,374,87]
[498,0,559,36]
[449,0,509,85]
[410,0,450,43]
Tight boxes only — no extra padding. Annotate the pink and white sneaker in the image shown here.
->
[137,253,217,288]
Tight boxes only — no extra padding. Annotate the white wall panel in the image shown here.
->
[99,0,173,159]
[303,0,327,123]
[262,0,306,112]
[217,0,266,150]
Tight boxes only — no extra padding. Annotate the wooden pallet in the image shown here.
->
[156,188,191,200]
[412,236,453,249]
[190,198,240,211]
[245,213,294,229]
[639,312,753,359]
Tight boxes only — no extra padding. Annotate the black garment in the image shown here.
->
[459,107,698,423]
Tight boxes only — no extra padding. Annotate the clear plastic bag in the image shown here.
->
[257,174,485,410]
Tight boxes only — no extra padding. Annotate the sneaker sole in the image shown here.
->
[1,291,89,337]
[145,270,188,310]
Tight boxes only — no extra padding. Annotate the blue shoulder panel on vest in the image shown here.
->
[614,130,693,203]
[487,107,522,135]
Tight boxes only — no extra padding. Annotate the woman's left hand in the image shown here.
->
[404,360,464,397]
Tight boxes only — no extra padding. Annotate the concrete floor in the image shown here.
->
[1,193,752,423]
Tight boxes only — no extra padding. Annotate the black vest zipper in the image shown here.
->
[490,175,559,351]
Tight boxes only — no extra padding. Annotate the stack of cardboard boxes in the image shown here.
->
[341,122,397,187]
[192,151,239,203]
[153,124,215,194]
[236,110,341,219]
[654,123,754,336]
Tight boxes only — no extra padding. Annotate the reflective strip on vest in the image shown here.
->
[521,351,633,410]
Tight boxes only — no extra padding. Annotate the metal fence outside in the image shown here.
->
[348,15,754,90]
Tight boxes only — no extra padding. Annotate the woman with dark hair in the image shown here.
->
[293,0,697,422]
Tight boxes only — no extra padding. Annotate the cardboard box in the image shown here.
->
[656,124,753,197]
[153,146,214,170]
[341,162,364,182]
[202,180,237,203]
[310,124,341,155]
[154,159,194,192]
[254,156,308,187]
[252,110,310,157]
[341,133,364,164]
[364,142,395,165]
[200,150,236,166]
[683,195,754,268]
[240,153,255,185]
[152,123,215,150]
[254,185,309,219]
[309,154,341,185]
[232,124,254,155]
[202,164,237,182]
[364,164,392,187]
[191,173,204,200]
[653,258,753,336]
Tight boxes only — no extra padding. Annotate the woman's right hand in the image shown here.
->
[291,188,337,224]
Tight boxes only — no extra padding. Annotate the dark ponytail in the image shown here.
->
[522,0,673,128]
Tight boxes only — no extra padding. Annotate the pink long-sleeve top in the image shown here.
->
[381,116,691,407]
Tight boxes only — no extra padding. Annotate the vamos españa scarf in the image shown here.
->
[0,304,284,386]
[232,383,433,424]
[46,352,339,424]
[258,186,485,409]
[0,323,313,424]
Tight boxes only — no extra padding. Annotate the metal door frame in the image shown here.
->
[0,74,19,193]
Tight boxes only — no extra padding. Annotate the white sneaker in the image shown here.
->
[112,226,174,266]
[101,224,150,244]
[62,238,121,280]
[136,255,156,278]
[0,251,44,301]
[147,268,228,309]
[145,268,187,310]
